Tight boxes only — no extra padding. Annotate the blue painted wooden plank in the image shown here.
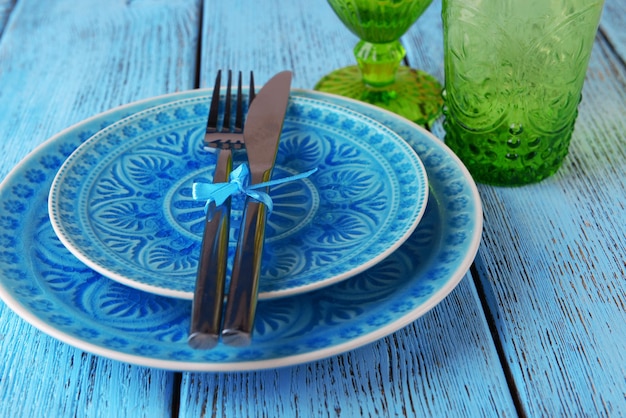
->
[179,279,517,417]
[402,0,626,415]
[0,0,200,416]
[0,0,201,175]
[475,37,626,416]
[199,0,359,89]
[0,0,14,33]
[178,1,517,416]
[401,0,445,85]
[0,309,176,417]
[600,0,626,62]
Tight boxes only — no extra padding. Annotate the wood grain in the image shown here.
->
[178,279,517,417]
[199,0,360,89]
[0,0,200,416]
[0,0,15,33]
[0,319,176,417]
[402,0,626,415]
[473,36,626,416]
[600,0,626,64]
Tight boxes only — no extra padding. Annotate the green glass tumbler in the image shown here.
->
[441,0,605,186]
[315,0,443,126]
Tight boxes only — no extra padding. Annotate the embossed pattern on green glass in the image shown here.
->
[315,0,442,126]
[442,0,605,186]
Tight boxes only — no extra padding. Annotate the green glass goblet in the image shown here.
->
[315,0,442,126]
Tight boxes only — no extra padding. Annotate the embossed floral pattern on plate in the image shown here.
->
[48,96,428,299]
[0,89,481,371]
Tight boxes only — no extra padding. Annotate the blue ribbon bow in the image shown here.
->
[193,164,317,214]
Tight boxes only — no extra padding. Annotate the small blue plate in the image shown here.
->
[48,95,428,299]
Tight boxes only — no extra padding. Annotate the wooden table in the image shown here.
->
[0,0,624,416]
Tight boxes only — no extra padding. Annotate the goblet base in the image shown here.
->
[314,65,443,126]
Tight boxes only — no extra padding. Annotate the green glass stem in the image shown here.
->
[354,40,406,88]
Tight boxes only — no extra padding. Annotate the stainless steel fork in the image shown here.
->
[188,70,254,349]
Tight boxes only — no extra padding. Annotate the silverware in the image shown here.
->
[221,71,293,346]
[188,70,255,349]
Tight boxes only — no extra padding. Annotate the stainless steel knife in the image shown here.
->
[221,71,292,346]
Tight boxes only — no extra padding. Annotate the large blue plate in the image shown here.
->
[0,89,482,371]
[48,95,428,299]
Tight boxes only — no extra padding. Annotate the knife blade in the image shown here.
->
[221,70,293,346]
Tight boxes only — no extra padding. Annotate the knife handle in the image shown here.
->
[188,151,231,350]
[221,196,267,346]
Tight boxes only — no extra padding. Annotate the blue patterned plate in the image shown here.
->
[48,95,428,299]
[0,89,482,371]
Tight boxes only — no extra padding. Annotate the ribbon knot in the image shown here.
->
[193,164,317,214]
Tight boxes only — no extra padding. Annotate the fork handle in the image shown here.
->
[221,195,267,346]
[188,151,231,350]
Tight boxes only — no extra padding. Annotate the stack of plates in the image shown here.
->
[0,89,482,371]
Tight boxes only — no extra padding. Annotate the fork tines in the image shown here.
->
[204,70,254,151]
